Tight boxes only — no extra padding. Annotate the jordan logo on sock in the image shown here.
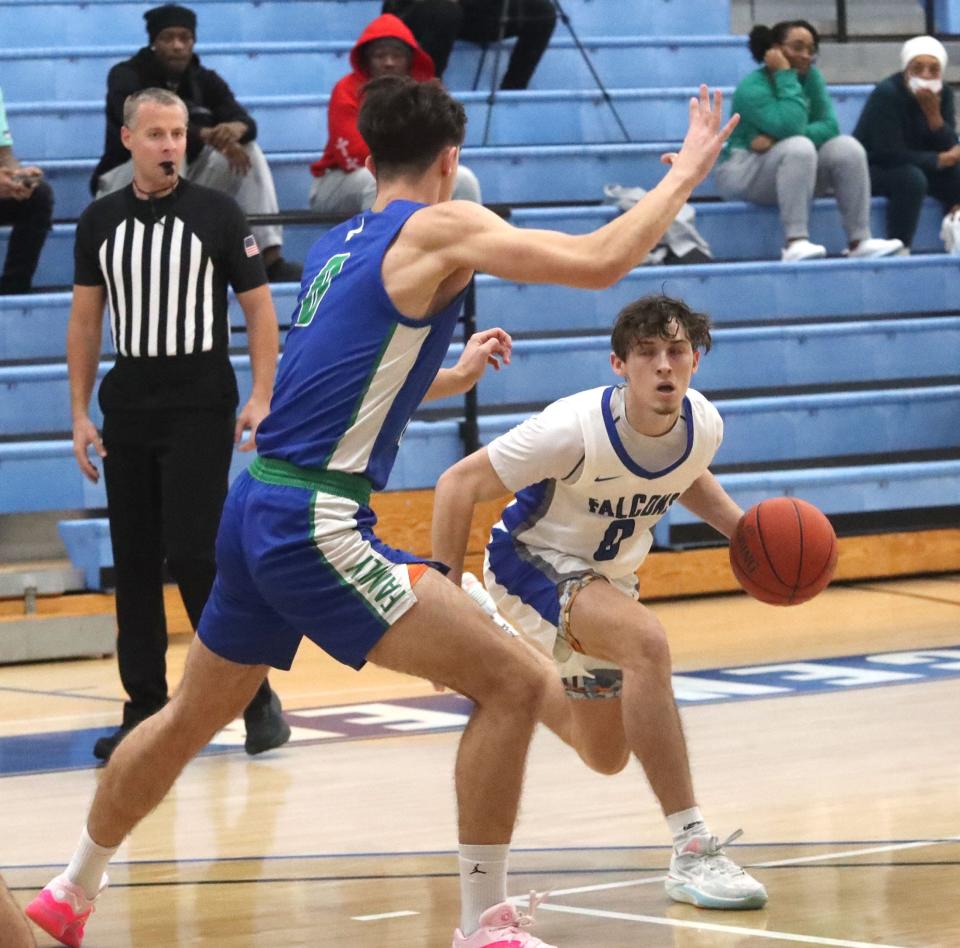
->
[470,863,487,875]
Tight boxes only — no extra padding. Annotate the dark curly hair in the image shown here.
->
[748,20,819,63]
[611,295,712,359]
[358,75,467,179]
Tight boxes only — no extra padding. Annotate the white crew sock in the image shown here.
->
[666,806,706,842]
[64,826,118,899]
[458,843,509,935]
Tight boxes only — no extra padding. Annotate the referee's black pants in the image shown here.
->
[102,408,274,728]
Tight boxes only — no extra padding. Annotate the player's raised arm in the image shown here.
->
[422,86,738,290]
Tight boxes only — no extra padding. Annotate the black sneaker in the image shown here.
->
[92,724,135,762]
[243,690,291,755]
[265,257,303,283]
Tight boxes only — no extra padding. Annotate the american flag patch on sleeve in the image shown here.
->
[244,234,260,257]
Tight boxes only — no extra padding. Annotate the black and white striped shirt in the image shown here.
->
[75,179,266,412]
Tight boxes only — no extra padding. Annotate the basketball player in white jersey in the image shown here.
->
[432,294,768,910]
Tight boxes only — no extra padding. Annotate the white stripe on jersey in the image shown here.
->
[99,228,116,353]
[165,217,184,355]
[129,219,145,357]
[326,321,430,473]
[310,493,416,624]
[201,252,214,352]
[109,219,127,355]
[147,220,163,356]
[183,232,201,353]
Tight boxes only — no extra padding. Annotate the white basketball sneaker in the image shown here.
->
[665,829,767,910]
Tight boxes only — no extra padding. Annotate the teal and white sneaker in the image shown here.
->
[666,829,767,910]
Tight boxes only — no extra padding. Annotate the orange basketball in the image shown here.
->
[729,498,838,605]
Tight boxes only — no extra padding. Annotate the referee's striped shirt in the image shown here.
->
[98,214,217,357]
[74,178,267,411]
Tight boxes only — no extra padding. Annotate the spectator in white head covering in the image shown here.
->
[854,35,960,250]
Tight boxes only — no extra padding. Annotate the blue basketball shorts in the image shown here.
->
[198,456,444,671]
[484,525,634,699]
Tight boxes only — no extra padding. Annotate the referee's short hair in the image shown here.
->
[123,88,189,129]
[358,76,467,180]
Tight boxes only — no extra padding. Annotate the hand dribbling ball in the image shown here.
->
[729,498,838,605]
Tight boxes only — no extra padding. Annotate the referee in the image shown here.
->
[69,88,290,761]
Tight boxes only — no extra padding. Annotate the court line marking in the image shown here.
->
[529,837,959,898]
[352,910,420,921]
[850,582,960,607]
[6,836,958,872]
[0,684,121,704]
[535,902,905,948]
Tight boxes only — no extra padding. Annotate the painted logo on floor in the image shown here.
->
[1,648,957,777]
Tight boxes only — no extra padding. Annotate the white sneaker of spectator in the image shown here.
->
[940,208,960,254]
[844,237,904,258]
[781,239,827,262]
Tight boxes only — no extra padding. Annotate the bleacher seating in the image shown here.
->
[1,0,958,589]
[0,83,885,218]
[3,197,948,288]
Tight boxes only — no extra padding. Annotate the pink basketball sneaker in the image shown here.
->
[452,893,556,948]
[24,872,107,948]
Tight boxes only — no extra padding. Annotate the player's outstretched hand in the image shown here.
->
[458,327,513,385]
[660,85,739,188]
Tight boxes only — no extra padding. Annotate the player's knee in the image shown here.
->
[619,621,671,677]
[582,744,630,776]
[490,652,548,719]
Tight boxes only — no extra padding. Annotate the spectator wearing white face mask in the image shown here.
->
[854,35,960,250]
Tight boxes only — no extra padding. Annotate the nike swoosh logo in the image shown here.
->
[594,475,621,482]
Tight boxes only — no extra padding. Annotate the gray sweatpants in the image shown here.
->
[96,142,284,251]
[715,134,871,243]
[308,164,483,216]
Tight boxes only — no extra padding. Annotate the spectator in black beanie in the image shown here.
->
[92,3,301,282]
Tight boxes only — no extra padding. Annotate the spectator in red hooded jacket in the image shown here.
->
[308,13,481,215]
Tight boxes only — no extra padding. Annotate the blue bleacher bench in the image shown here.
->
[6,85,874,160]
[0,0,727,50]
[1,197,949,293]
[0,34,753,103]
[8,317,959,436]
[7,382,956,515]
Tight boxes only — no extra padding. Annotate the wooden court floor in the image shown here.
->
[1,574,958,947]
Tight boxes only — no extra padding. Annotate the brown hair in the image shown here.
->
[358,75,466,178]
[610,294,712,358]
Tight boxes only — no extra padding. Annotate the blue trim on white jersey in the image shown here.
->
[600,385,694,479]
[488,480,561,625]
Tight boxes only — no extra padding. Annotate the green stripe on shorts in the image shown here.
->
[250,456,371,506]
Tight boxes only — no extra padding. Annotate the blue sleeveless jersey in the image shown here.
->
[255,201,466,491]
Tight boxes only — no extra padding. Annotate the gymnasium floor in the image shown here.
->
[1,574,958,946]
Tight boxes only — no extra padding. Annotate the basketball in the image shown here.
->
[729,498,839,605]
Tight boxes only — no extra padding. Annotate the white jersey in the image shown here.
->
[486,385,723,582]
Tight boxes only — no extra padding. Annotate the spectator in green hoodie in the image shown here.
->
[716,20,902,261]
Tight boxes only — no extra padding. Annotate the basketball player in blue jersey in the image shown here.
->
[432,295,769,912]
[26,78,737,948]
